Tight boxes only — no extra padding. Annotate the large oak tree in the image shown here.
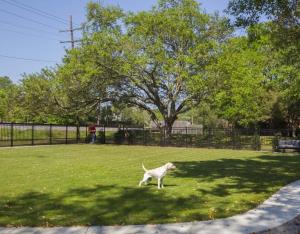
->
[58,0,231,136]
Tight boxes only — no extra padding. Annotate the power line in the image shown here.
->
[0,0,68,25]
[0,54,57,63]
[0,8,60,31]
[12,0,70,25]
[9,0,81,27]
[0,20,60,36]
[0,27,61,41]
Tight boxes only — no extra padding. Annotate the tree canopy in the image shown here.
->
[57,0,232,134]
[207,37,272,126]
[1,0,299,132]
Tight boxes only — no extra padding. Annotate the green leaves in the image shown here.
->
[67,0,232,130]
[85,2,124,32]
[207,37,272,126]
[4,0,297,128]
[0,76,20,122]
[19,69,57,123]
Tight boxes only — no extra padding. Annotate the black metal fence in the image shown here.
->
[0,122,87,147]
[0,122,299,151]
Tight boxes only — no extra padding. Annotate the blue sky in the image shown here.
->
[0,0,229,82]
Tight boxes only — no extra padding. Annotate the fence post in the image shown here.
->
[163,126,166,146]
[208,128,212,147]
[10,122,14,147]
[31,123,34,145]
[255,128,261,151]
[185,127,188,148]
[76,125,79,143]
[232,128,235,149]
[86,125,88,140]
[65,125,68,144]
[103,124,106,144]
[143,126,146,145]
[49,124,52,145]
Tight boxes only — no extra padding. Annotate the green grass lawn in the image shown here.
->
[0,145,299,227]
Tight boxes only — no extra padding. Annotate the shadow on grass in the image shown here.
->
[1,153,300,227]
[173,154,300,196]
[0,184,204,227]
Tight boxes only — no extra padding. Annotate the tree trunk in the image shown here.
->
[164,116,177,144]
[292,125,296,138]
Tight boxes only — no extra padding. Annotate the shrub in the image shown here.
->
[113,129,126,144]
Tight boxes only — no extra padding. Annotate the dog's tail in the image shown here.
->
[142,163,148,172]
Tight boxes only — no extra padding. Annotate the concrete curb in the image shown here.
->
[1,180,300,234]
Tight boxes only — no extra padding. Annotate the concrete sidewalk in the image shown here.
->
[1,180,300,234]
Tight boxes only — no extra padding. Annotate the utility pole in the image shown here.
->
[60,15,81,48]
[69,15,74,48]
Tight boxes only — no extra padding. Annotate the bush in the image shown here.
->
[98,131,105,144]
[113,129,125,144]
[113,129,144,144]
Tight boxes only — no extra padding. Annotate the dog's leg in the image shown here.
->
[161,178,164,188]
[145,177,152,185]
[139,173,150,187]
[158,178,162,189]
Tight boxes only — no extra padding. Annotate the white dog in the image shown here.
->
[139,162,176,189]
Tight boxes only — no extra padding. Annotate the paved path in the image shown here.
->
[1,180,300,234]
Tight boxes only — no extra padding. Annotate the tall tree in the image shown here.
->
[247,22,300,131]
[0,76,12,89]
[53,2,125,124]
[0,76,16,122]
[207,37,272,127]
[0,77,11,121]
[19,69,60,123]
[119,0,231,135]
[227,0,300,69]
[61,0,232,136]
[228,1,300,130]
[227,0,299,31]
